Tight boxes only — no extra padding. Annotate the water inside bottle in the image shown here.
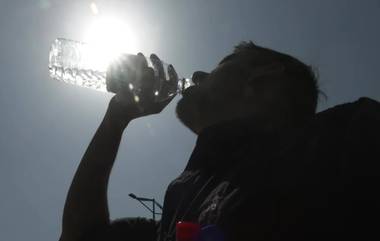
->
[49,38,109,91]
[49,38,194,99]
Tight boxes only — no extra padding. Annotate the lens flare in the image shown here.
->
[83,16,138,71]
[90,2,99,15]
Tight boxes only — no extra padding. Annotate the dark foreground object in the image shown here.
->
[84,97,380,241]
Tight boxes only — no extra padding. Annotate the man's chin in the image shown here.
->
[175,96,201,134]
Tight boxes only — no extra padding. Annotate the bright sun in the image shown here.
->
[83,16,139,71]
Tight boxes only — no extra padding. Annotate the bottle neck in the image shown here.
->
[178,78,194,93]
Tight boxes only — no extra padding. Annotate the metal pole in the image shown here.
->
[153,198,156,221]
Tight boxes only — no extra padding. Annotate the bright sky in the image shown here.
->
[0,1,379,241]
[82,15,139,70]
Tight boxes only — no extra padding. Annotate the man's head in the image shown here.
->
[176,41,319,134]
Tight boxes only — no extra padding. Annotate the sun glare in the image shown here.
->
[83,16,139,71]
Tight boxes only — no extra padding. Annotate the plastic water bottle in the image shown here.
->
[48,38,194,102]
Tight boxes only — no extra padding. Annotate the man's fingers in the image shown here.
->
[137,52,148,69]
[149,54,167,102]
[150,54,165,81]
[167,64,179,92]
[161,64,179,99]
[140,67,156,102]
[168,64,178,83]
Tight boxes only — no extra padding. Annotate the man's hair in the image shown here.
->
[233,41,320,123]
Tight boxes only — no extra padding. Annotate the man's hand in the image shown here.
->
[106,53,177,129]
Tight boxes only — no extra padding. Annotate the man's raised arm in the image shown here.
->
[59,54,176,241]
[59,102,131,241]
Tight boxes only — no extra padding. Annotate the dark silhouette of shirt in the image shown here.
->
[84,97,380,241]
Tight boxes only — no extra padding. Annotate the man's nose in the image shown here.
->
[192,71,209,85]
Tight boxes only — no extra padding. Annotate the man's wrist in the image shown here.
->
[102,107,132,133]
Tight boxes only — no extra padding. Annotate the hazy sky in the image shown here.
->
[0,1,379,241]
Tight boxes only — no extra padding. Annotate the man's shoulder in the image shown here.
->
[347,97,380,121]
[313,97,379,129]
[311,97,379,171]
[317,97,379,118]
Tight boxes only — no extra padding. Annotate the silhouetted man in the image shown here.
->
[59,42,380,241]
